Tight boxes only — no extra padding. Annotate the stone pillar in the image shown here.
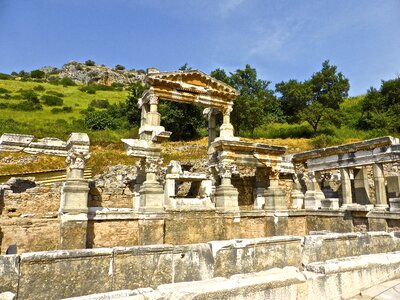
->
[138,91,164,141]
[373,163,388,210]
[133,159,145,210]
[164,161,182,208]
[219,105,235,139]
[340,168,353,208]
[387,175,400,198]
[139,156,164,212]
[354,167,370,205]
[303,171,324,209]
[59,133,90,250]
[264,168,286,210]
[291,174,304,209]
[253,167,267,209]
[214,160,239,211]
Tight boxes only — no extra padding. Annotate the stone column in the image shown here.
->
[139,156,164,212]
[340,168,353,208]
[133,159,145,210]
[214,160,239,211]
[139,91,163,141]
[253,167,267,209]
[303,171,324,209]
[59,133,90,250]
[373,163,388,210]
[264,168,286,210]
[219,105,235,139]
[354,167,370,205]
[291,174,304,209]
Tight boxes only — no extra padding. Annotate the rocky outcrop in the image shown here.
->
[58,61,145,85]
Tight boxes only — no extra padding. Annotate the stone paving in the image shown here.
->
[350,278,400,300]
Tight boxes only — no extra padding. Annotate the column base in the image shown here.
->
[59,213,88,250]
[374,204,389,211]
[389,198,400,212]
[60,180,89,214]
[139,181,165,212]
[304,191,324,209]
[291,190,304,209]
[215,184,239,211]
[264,187,286,210]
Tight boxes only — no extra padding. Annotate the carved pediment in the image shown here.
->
[146,70,239,100]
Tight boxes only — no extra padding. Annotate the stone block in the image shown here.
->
[113,245,174,290]
[390,198,400,212]
[0,255,19,295]
[387,175,400,198]
[320,198,339,209]
[17,248,113,299]
[210,236,302,277]
[138,217,164,245]
[302,232,399,265]
[60,213,88,250]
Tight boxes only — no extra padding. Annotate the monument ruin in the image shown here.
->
[1,68,400,299]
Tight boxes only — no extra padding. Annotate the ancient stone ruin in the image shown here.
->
[1,69,400,299]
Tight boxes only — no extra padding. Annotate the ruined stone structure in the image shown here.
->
[1,69,400,299]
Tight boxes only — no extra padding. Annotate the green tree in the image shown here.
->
[297,60,349,134]
[275,80,312,123]
[30,69,45,79]
[358,78,400,133]
[115,64,125,70]
[85,59,96,66]
[308,60,350,109]
[229,65,280,136]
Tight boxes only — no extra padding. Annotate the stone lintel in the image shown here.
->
[367,210,400,220]
[293,136,399,162]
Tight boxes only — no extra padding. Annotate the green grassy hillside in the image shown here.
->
[0,79,128,123]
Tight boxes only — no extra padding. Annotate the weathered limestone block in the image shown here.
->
[0,255,19,295]
[157,267,306,300]
[390,198,400,212]
[301,231,400,265]
[305,251,400,299]
[320,198,339,209]
[138,217,165,245]
[59,213,88,250]
[210,236,302,277]
[113,244,174,290]
[17,248,113,299]
[387,175,400,198]
[354,167,371,205]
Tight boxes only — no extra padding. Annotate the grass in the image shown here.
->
[0,79,128,124]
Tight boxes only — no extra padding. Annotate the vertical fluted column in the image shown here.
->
[340,167,353,207]
[373,163,388,210]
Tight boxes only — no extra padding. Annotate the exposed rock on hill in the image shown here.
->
[58,61,145,85]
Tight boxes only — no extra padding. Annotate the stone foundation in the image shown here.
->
[2,232,400,299]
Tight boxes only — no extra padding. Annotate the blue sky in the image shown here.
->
[0,0,399,96]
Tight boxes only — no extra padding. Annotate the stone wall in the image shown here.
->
[0,183,60,254]
[2,232,400,299]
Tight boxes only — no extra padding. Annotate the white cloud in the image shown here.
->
[219,0,246,17]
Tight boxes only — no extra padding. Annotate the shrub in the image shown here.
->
[0,103,8,109]
[33,85,46,92]
[309,134,344,149]
[115,64,125,70]
[51,106,73,113]
[79,85,96,94]
[0,88,10,93]
[59,77,76,87]
[0,93,11,99]
[85,59,96,66]
[19,89,39,103]
[41,95,63,106]
[0,73,12,80]
[30,69,45,79]
[48,76,60,85]
[84,110,117,130]
[11,101,43,111]
[89,99,110,109]
[46,90,64,97]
